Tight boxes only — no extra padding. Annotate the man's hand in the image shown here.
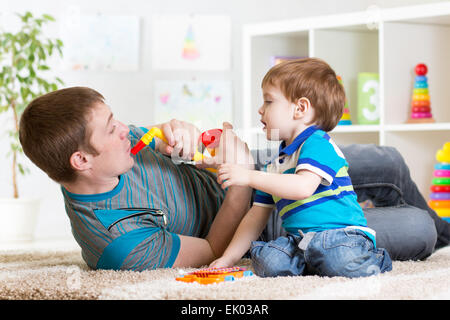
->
[196,122,255,170]
[217,163,252,189]
[152,119,201,161]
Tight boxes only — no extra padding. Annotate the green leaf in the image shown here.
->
[16,57,27,70]
[42,14,55,21]
[55,77,64,85]
[37,65,50,71]
[20,87,29,100]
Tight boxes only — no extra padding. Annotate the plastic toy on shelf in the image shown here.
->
[407,63,435,123]
[428,142,450,222]
[175,267,254,285]
[337,75,352,125]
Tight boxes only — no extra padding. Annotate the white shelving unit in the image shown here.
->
[242,2,450,197]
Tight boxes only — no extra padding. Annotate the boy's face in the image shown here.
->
[259,85,295,141]
[86,102,134,178]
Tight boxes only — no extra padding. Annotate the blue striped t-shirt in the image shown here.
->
[62,125,225,271]
[253,125,375,245]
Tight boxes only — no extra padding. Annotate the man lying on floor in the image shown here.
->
[18,87,449,271]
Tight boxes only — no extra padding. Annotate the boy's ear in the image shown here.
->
[293,97,311,119]
[69,151,92,171]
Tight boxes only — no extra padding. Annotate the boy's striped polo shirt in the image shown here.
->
[254,125,376,245]
[62,125,225,271]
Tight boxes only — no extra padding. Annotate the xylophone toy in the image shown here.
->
[176,267,254,285]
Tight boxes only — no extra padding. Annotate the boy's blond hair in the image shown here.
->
[262,57,345,132]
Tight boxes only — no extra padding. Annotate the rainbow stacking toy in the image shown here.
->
[337,75,352,125]
[407,63,435,123]
[176,267,253,285]
[428,142,450,222]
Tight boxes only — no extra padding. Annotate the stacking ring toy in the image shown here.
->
[435,208,450,217]
[411,112,432,119]
[435,163,450,170]
[430,192,450,200]
[431,185,450,193]
[428,200,450,209]
[434,169,450,178]
[432,177,450,185]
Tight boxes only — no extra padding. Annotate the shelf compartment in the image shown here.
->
[383,21,450,125]
[313,26,379,125]
[384,130,449,197]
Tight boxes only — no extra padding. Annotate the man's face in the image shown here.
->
[86,102,134,178]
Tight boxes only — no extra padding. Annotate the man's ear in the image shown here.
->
[293,97,311,120]
[69,151,92,171]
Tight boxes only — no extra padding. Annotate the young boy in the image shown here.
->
[210,58,393,278]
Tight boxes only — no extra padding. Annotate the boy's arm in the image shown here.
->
[210,205,274,268]
[218,164,322,200]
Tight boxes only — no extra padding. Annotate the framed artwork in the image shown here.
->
[152,14,231,70]
[60,14,140,71]
[154,80,232,131]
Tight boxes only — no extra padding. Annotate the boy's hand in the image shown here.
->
[209,255,236,269]
[217,163,252,189]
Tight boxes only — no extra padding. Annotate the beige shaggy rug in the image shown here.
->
[1,246,449,300]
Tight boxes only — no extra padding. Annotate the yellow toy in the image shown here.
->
[175,267,253,285]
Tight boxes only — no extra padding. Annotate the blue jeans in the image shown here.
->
[254,144,450,261]
[250,228,392,278]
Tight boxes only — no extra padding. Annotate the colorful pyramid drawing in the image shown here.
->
[182,24,200,60]
[337,75,352,125]
[407,63,435,123]
[428,142,450,222]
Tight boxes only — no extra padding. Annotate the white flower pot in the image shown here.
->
[0,198,40,243]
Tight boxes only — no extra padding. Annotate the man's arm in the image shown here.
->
[169,121,256,267]
[172,185,253,268]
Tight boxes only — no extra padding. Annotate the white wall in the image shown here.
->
[0,0,441,240]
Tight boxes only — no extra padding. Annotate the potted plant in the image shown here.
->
[0,12,64,242]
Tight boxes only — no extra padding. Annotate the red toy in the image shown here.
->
[199,128,222,157]
[175,267,253,285]
[415,63,428,76]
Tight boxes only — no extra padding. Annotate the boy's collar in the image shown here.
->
[278,125,319,156]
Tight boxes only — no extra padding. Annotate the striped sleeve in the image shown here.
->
[296,133,346,186]
[253,164,275,208]
[253,189,275,208]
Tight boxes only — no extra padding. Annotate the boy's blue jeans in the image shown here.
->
[250,228,392,278]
